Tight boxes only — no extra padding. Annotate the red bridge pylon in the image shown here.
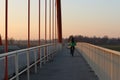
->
[0,34,2,45]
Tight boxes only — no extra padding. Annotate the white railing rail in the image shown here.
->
[76,42,120,80]
[0,43,57,80]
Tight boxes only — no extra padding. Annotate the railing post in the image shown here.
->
[34,49,37,73]
[112,54,119,80]
[117,55,120,80]
[49,45,52,60]
[15,52,19,80]
[46,46,49,62]
[110,53,113,80]
[40,47,42,68]
[44,47,46,64]
[27,50,30,80]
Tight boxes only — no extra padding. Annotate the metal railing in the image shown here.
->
[77,42,120,80]
[0,43,57,80]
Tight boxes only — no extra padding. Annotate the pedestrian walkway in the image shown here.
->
[20,47,99,80]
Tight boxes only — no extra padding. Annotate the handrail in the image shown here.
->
[0,43,55,58]
[77,42,120,80]
[86,43,120,56]
[0,43,57,80]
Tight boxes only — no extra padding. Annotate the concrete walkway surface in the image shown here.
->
[20,47,99,80]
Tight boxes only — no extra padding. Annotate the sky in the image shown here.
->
[0,0,120,40]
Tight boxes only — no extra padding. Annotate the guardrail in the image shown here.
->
[0,43,57,80]
[77,42,120,80]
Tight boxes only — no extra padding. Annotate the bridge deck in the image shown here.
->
[20,47,98,80]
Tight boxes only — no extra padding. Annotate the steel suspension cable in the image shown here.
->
[45,0,47,44]
[52,0,54,43]
[28,0,30,48]
[55,1,57,43]
[4,0,8,80]
[44,0,47,60]
[49,0,51,43]
[27,0,30,80]
[38,0,41,60]
[39,0,41,47]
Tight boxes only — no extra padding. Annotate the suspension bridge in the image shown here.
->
[0,0,120,80]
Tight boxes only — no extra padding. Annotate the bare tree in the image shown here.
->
[9,37,15,45]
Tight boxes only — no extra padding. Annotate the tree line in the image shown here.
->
[64,35,120,45]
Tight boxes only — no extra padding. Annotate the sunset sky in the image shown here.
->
[0,0,120,40]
